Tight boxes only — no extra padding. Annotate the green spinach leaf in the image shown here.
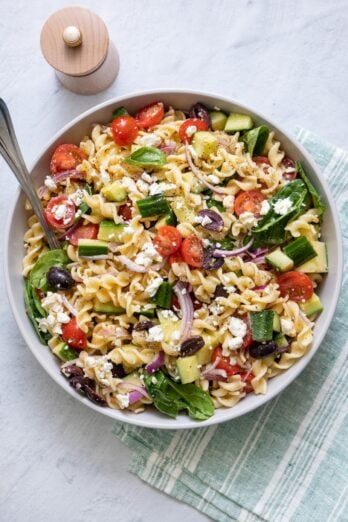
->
[143,371,214,420]
[29,249,69,291]
[296,162,326,218]
[124,147,167,168]
[207,197,225,212]
[251,179,308,247]
[24,279,50,344]
[245,125,269,156]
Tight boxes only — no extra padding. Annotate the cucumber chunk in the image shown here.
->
[209,110,228,131]
[274,332,288,350]
[273,312,281,332]
[97,220,126,242]
[284,236,317,266]
[53,342,78,362]
[192,131,218,159]
[171,196,196,224]
[297,241,328,273]
[78,239,108,257]
[155,210,177,229]
[224,113,254,133]
[137,308,156,318]
[300,293,323,316]
[176,355,200,384]
[265,248,294,272]
[102,181,127,202]
[249,310,275,342]
[137,194,171,218]
[196,344,213,365]
[93,300,125,314]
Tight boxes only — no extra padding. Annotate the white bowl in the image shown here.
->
[4,89,343,430]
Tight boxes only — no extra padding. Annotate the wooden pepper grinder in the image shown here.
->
[40,6,119,95]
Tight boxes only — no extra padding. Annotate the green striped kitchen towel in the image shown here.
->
[113,129,348,522]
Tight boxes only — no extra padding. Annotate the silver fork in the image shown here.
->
[0,98,60,250]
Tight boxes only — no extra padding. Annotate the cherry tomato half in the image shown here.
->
[169,250,184,265]
[180,234,204,268]
[234,190,265,217]
[179,118,209,144]
[253,156,271,166]
[277,271,313,302]
[44,195,76,229]
[111,115,139,146]
[68,223,99,246]
[62,317,87,350]
[153,226,182,257]
[240,317,254,350]
[240,371,255,393]
[50,144,86,174]
[118,201,133,221]
[212,347,245,376]
[135,102,165,129]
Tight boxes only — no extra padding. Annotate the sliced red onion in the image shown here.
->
[38,185,50,198]
[52,169,85,183]
[185,144,229,195]
[59,218,82,241]
[213,237,254,258]
[150,257,167,271]
[146,351,165,374]
[247,247,269,259]
[118,382,150,399]
[251,255,266,265]
[198,209,224,231]
[128,390,149,404]
[173,281,194,342]
[117,255,147,273]
[253,284,267,292]
[159,141,177,155]
[201,368,228,382]
[60,294,77,316]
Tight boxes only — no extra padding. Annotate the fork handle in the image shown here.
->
[0,98,60,250]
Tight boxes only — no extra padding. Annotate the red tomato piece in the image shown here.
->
[68,223,99,246]
[212,347,245,376]
[277,271,314,302]
[44,195,76,229]
[135,102,165,129]
[169,250,184,265]
[111,115,139,146]
[50,144,86,174]
[35,288,44,300]
[239,317,254,350]
[62,317,87,350]
[118,201,133,221]
[240,371,255,393]
[179,118,209,144]
[153,226,182,257]
[234,190,265,217]
[180,235,204,268]
[253,156,271,165]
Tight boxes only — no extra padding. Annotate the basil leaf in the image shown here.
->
[29,249,69,291]
[296,162,326,218]
[207,197,225,212]
[112,106,129,118]
[124,147,167,168]
[24,280,50,344]
[144,371,214,421]
[245,125,269,156]
[252,179,308,247]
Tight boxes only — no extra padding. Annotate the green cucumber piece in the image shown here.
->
[154,282,173,309]
[176,355,200,384]
[224,113,254,133]
[171,196,196,224]
[274,333,288,350]
[192,131,218,159]
[53,342,78,362]
[245,126,269,156]
[112,107,129,118]
[297,241,328,273]
[97,220,126,241]
[137,307,156,318]
[78,239,108,257]
[155,210,177,229]
[284,236,317,266]
[265,248,294,272]
[209,110,228,131]
[137,194,171,218]
[102,181,127,202]
[93,301,125,314]
[249,310,275,342]
[299,293,323,316]
[273,312,281,332]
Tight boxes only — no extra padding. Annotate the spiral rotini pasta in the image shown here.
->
[22,100,327,420]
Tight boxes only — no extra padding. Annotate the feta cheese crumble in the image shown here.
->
[147,325,164,342]
[223,195,235,209]
[228,317,247,338]
[116,393,130,409]
[134,242,162,267]
[274,197,293,216]
[141,172,153,183]
[44,176,57,190]
[239,211,258,230]
[69,189,85,206]
[145,275,164,297]
[280,318,294,336]
[260,200,271,216]
[136,133,161,148]
[195,215,212,226]
[206,174,220,185]
[185,125,197,137]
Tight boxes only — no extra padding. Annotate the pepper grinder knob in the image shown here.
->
[62,25,82,47]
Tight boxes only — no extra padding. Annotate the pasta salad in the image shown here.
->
[23,101,328,420]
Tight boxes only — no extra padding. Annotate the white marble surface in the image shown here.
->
[1,1,347,521]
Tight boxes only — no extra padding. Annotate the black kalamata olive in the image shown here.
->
[133,320,155,332]
[198,209,224,232]
[249,341,277,359]
[69,375,86,393]
[83,382,107,406]
[47,266,74,290]
[213,283,228,299]
[203,247,224,271]
[180,336,205,356]
[111,362,126,378]
[189,103,212,127]
[61,364,83,379]
[68,375,107,406]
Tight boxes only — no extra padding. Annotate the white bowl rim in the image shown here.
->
[4,88,343,430]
